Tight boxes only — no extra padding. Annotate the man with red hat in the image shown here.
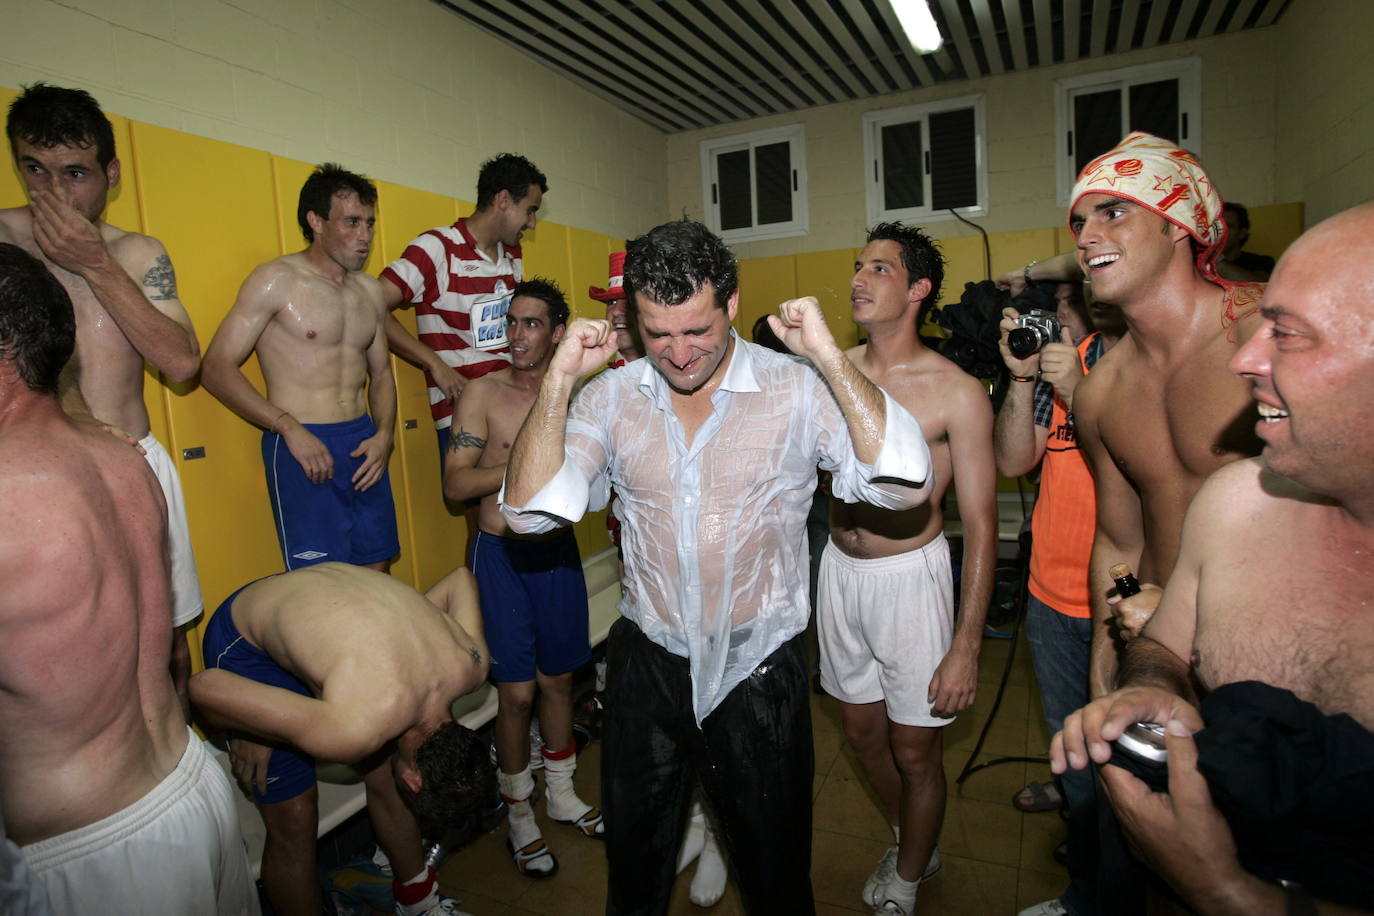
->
[587,250,642,368]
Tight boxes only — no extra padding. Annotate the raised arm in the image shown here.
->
[350,288,396,492]
[930,379,998,717]
[1075,375,1144,698]
[30,191,199,381]
[993,306,1051,477]
[504,318,617,508]
[442,380,502,502]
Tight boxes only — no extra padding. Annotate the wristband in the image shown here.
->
[1009,373,1036,383]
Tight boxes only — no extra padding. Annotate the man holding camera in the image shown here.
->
[994,282,1122,916]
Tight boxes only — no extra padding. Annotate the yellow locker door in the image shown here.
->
[373,181,465,591]
[129,122,284,628]
[521,220,571,295]
[736,254,798,340]
[269,158,419,588]
[796,248,863,350]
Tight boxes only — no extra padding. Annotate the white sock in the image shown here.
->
[688,820,727,906]
[676,801,707,874]
[393,867,439,916]
[497,767,543,850]
[879,871,921,914]
[892,823,901,843]
[541,747,595,824]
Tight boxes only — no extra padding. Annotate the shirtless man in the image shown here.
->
[2,83,204,707]
[0,243,256,914]
[444,278,601,879]
[1066,133,1264,697]
[202,164,399,571]
[1052,201,1374,915]
[820,222,997,915]
[191,562,492,916]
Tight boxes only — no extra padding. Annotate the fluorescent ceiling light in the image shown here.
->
[892,0,943,53]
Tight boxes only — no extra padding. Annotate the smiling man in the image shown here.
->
[500,219,933,914]
[444,278,601,879]
[1066,133,1265,699]
[202,164,398,571]
[1051,200,1374,915]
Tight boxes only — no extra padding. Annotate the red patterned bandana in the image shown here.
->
[1069,131,1227,284]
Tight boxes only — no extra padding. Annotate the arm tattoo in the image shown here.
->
[468,647,482,666]
[141,254,178,300]
[449,427,486,452]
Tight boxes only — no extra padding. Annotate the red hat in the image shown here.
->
[588,251,626,302]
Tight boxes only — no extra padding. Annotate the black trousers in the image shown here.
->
[602,618,815,915]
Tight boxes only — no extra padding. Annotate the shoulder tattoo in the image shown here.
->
[450,427,486,452]
[142,254,177,300]
[468,646,482,666]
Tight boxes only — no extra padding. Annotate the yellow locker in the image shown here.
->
[129,123,285,635]
[796,248,862,350]
[372,180,466,591]
[522,221,571,298]
[736,254,797,339]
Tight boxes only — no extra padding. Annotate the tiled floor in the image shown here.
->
[435,631,1068,915]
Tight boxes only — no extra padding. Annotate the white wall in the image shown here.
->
[0,0,667,239]
[668,25,1285,259]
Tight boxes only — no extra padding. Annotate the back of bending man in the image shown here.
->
[822,223,997,915]
[202,164,399,571]
[0,243,256,915]
[501,220,933,913]
[444,279,601,879]
[191,562,491,916]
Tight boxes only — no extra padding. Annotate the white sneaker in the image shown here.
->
[1017,900,1070,916]
[863,847,940,907]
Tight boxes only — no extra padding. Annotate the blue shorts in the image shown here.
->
[202,579,316,805]
[261,414,400,569]
[471,529,592,683]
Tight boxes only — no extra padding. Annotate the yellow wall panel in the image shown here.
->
[1247,201,1304,264]
[130,123,284,624]
[796,248,862,350]
[523,222,573,306]
[566,226,617,323]
[736,255,797,338]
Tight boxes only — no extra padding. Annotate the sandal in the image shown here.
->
[507,836,559,878]
[1012,780,1064,813]
[553,806,605,839]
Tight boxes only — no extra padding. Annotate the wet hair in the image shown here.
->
[751,314,788,354]
[512,277,569,328]
[865,222,945,328]
[1223,201,1251,232]
[475,153,547,211]
[7,83,116,169]
[396,723,494,836]
[297,164,377,243]
[624,219,737,311]
[0,243,76,395]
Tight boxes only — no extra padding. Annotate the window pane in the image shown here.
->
[1128,79,1180,143]
[754,141,793,225]
[930,107,977,210]
[882,120,923,210]
[1073,88,1123,175]
[717,148,752,231]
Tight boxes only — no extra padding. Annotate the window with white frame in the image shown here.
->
[699,124,808,243]
[862,94,987,225]
[1055,57,1202,204]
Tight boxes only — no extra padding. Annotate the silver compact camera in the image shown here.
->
[1007,309,1061,359]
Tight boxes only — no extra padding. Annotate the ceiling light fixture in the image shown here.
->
[891,0,944,54]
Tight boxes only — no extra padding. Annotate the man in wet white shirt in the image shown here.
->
[501,219,933,914]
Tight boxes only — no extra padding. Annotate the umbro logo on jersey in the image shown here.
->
[292,550,328,560]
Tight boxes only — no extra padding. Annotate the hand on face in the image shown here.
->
[29,188,111,276]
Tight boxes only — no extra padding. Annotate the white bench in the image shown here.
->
[217,546,624,878]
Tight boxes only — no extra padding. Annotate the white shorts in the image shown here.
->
[22,731,259,915]
[817,534,955,727]
[141,433,204,628]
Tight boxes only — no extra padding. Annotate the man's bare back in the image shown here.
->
[830,345,979,557]
[0,403,184,844]
[0,207,193,437]
[225,563,486,740]
[212,252,387,424]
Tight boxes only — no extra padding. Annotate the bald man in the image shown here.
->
[1053,201,1374,914]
